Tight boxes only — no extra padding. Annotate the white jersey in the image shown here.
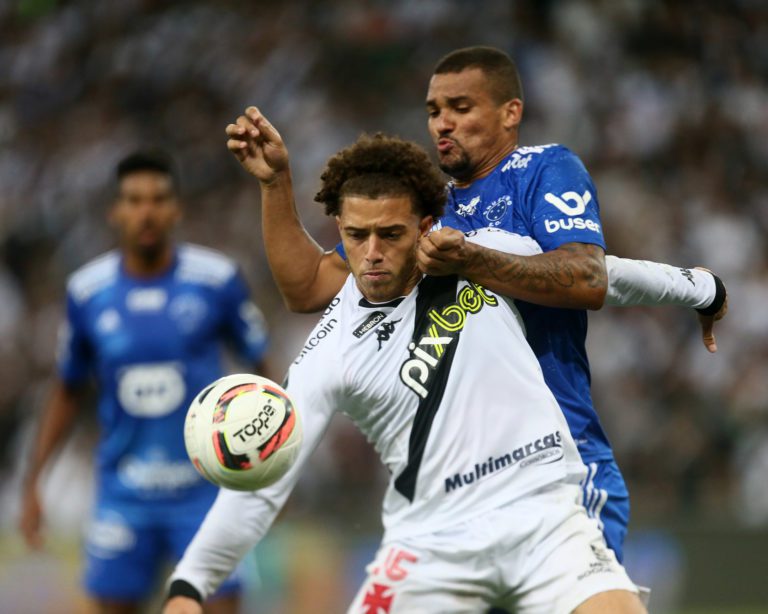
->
[172,233,587,598]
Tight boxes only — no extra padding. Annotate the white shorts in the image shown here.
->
[347,484,638,614]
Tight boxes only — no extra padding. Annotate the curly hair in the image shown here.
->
[314,133,446,218]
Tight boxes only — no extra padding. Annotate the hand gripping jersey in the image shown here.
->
[59,244,269,512]
[172,253,587,599]
[440,144,611,462]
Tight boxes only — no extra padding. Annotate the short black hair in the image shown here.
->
[434,46,524,104]
[314,133,446,219]
[116,149,179,190]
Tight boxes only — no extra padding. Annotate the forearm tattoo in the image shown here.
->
[471,242,607,294]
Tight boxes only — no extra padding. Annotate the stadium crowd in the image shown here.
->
[0,0,766,555]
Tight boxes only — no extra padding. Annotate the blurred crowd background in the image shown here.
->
[0,0,766,612]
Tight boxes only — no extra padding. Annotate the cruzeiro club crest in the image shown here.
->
[483,195,511,227]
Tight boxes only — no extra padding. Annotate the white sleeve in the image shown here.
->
[168,365,338,600]
[464,227,543,256]
[605,256,716,308]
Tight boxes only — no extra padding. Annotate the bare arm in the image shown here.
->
[418,227,607,310]
[20,380,85,549]
[226,107,347,313]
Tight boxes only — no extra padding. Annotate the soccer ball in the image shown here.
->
[184,373,302,491]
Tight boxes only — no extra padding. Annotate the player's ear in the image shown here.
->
[419,216,434,236]
[502,98,523,131]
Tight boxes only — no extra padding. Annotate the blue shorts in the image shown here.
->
[82,498,241,602]
[579,458,630,562]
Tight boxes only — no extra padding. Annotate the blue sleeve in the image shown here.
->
[522,147,606,252]
[57,293,93,385]
[335,242,346,261]
[219,270,269,364]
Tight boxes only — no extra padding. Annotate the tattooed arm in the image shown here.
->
[418,227,607,310]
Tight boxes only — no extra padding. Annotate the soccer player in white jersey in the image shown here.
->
[164,134,647,613]
[20,150,270,614]
[222,45,727,577]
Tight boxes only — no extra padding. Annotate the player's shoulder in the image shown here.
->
[291,280,349,368]
[499,143,584,175]
[464,227,542,256]
[176,243,238,288]
[67,250,120,304]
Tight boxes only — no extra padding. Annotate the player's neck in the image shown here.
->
[356,267,422,304]
[122,245,175,278]
[453,142,518,188]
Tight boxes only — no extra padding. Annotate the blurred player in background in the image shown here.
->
[224,44,726,571]
[165,132,646,614]
[19,150,270,614]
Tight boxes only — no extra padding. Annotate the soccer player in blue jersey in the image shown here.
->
[20,150,270,614]
[223,47,726,575]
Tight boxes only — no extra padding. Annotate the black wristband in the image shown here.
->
[696,273,726,316]
[167,579,203,604]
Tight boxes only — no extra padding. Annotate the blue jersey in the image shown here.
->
[440,144,611,462]
[58,243,269,512]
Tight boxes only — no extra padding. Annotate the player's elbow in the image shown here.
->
[584,282,607,310]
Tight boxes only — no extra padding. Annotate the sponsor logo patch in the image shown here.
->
[456,195,481,217]
[126,288,167,312]
[544,190,592,216]
[544,217,602,234]
[400,282,497,398]
[444,431,564,493]
[294,318,337,364]
[353,311,387,338]
[294,297,340,364]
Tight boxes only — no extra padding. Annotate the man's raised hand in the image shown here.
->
[225,106,289,184]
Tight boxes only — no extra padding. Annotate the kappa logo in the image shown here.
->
[679,267,695,286]
[456,196,480,217]
[375,319,401,351]
[400,282,497,398]
[544,190,593,216]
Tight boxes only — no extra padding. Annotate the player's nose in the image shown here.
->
[365,237,384,262]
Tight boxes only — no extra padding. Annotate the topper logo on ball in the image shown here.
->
[234,402,277,443]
